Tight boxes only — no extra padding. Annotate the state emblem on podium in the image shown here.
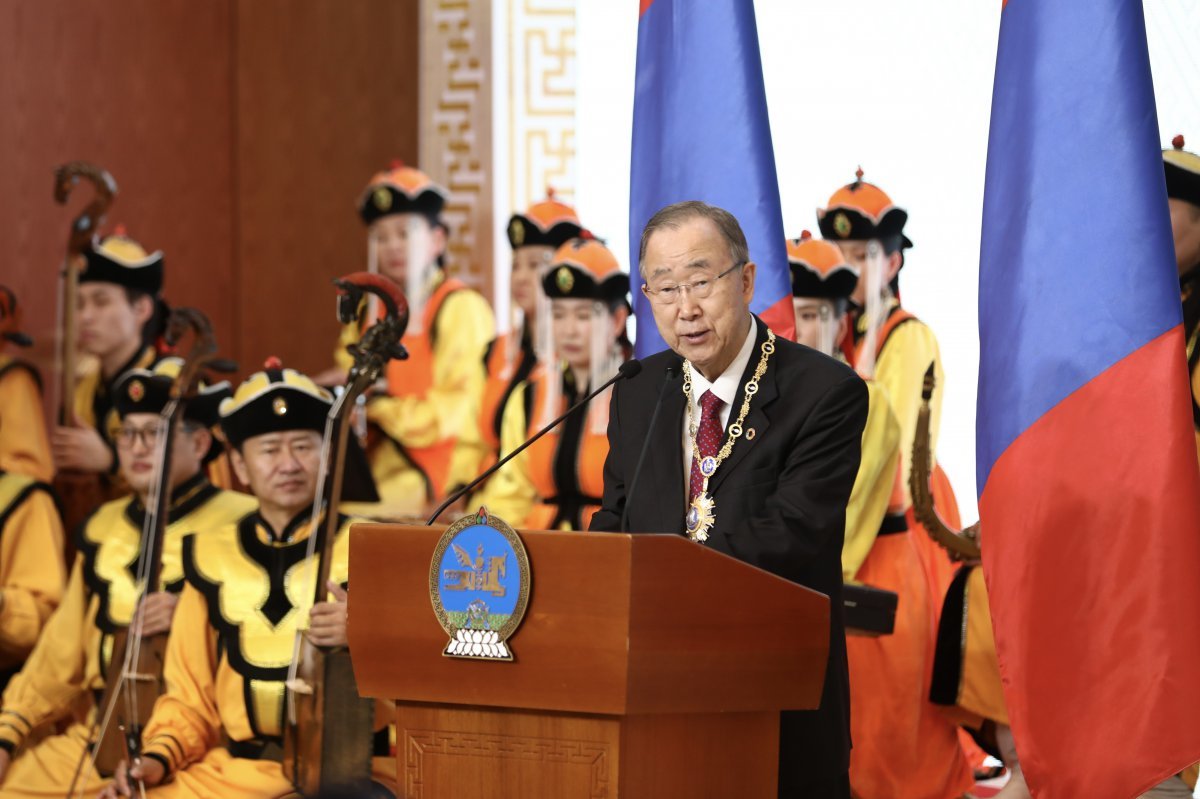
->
[429,507,531,661]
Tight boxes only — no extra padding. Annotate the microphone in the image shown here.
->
[621,364,680,532]
[425,358,643,525]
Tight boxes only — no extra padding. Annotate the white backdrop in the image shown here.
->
[575,1,1200,520]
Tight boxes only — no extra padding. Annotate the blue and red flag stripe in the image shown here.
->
[629,0,794,358]
[978,0,1200,795]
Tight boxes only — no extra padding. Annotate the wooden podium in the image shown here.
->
[349,524,830,799]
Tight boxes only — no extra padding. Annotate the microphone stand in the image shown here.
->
[621,365,679,532]
[425,359,642,525]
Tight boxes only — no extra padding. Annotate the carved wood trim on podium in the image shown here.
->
[403,710,612,798]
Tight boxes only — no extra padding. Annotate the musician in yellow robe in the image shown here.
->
[817,172,973,799]
[0,471,64,677]
[0,287,52,482]
[333,163,494,517]
[52,228,164,484]
[787,232,900,580]
[476,194,582,477]
[0,360,253,798]
[102,364,394,799]
[478,237,629,531]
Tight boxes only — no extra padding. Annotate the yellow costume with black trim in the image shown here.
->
[0,477,255,798]
[137,510,394,798]
[0,358,52,483]
[0,473,64,673]
[73,346,158,475]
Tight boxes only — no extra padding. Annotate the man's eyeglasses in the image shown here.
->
[116,421,200,449]
[116,424,163,449]
[642,261,745,306]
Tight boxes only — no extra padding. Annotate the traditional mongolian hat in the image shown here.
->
[114,357,231,427]
[507,190,583,251]
[218,357,332,449]
[541,236,630,309]
[817,168,913,250]
[787,231,859,300]
[81,225,164,295]
[1165,134,1200,208]
[357,160,448,227]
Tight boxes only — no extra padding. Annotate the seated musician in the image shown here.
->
[0,287,52,481]
[476,236,629,530]
[0,469,65,686]
[51,227,168,484]
[0,359,253,798]
[103,362,394,798]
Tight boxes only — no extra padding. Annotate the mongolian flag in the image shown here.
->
[628,0,794,357]
[977,0,1200,796]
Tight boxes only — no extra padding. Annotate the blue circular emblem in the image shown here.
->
[429,507,530,661]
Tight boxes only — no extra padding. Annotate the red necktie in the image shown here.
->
[689,390,725,504]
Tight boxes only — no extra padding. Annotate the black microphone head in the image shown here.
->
[664,364,680,379]
[618,359,643,379]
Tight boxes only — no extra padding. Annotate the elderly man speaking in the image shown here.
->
[590,201,868,797]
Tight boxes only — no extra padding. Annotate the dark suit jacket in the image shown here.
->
[590,316,868,791]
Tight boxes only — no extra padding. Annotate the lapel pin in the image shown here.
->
[746,427,756,441]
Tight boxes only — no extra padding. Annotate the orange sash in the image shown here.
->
[380,277,466,495]
[523,370,608,531]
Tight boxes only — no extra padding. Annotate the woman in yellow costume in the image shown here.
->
[479,237,629,530]
[330,162,494,517]
[476,193,582,475]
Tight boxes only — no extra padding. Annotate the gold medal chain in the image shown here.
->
[682,329,776,471]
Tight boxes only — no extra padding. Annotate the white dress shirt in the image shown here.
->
[681,317,758,495]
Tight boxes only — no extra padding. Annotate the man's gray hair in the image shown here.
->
[637,201,750,278]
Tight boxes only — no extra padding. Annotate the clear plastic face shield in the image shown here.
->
[366,214,438,334]
[792,297,840,357]
[534,269,560,429]
[506,246,554,378]
[538,294,620,435]
[856,239,888,379]
[588,300,620,436]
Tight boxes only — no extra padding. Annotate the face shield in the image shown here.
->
[855,239,888,379]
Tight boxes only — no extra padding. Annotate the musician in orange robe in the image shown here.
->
[476,194,582,477]
[332,163,494,517]
[477,237,629,530]
[816,171,973,799]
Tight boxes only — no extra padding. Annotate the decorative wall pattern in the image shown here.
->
[420,0,494,293]
[508,0,578,210]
